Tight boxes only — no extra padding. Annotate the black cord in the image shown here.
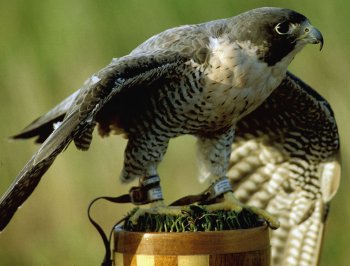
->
[87,196,130,266]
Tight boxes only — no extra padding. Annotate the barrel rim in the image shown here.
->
[114,225,270,255]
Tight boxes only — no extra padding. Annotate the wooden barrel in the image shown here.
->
[113,226,270,266]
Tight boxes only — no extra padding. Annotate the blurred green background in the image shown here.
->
[0,0,349,265]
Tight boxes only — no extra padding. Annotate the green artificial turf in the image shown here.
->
[123,205,264,232]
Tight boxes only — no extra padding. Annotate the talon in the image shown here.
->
[129,201,190,225]
[205,191,244,212]
[248,206,280,230]
[206,191,280,230]
[129,208,146,225]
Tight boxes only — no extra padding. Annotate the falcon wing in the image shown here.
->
[228,72,340,266]
[0,50,190,231]
[11,89,81,143]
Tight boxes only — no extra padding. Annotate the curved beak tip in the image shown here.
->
[320,40,323,51]
[311,27,324,51]
[319,37,324,51]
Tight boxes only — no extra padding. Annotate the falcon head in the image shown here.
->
[230,7,324,65]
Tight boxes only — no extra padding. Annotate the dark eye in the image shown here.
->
[275,22,292,35]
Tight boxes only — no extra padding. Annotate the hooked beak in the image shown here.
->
[300,23,324,51]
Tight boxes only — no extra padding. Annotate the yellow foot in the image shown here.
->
[129,200,191,225]
[206,192,280,230]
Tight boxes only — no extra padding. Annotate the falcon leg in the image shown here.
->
[197,130,279,229]
[127,175,192,225]
[122,134,190,224]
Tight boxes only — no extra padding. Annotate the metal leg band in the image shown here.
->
[129,175,163,205]
[205,176,233,202]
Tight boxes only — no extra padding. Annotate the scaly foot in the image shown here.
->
[206,191,280,229]
[129,200,191,225]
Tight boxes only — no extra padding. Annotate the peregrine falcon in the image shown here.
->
[0,7,324,231]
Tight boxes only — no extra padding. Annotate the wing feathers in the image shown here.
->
[1,51,189,230]
[0,135,71,230]
[230,72,340,266]
[11,90,81,143]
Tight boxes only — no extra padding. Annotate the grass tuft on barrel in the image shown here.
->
[123,205,264,232]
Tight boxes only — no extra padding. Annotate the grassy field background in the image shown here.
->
[0,0,349,265]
